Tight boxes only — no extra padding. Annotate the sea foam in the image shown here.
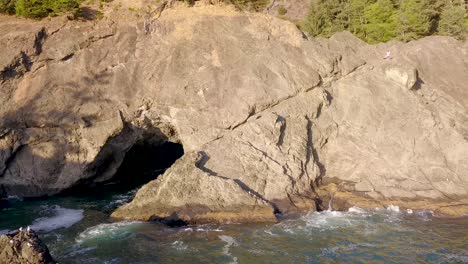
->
[30,206,84,232]
[76,221,143,243]
[386,205,400,212]
[172,240,188,251]
[219,235,239,264]
[348,207,366,213]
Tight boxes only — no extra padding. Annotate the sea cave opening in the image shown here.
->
[111,141,184,190]
[61,139,184,204]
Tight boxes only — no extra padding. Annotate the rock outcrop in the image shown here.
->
[0,4,467,223]
[0,229,55,264]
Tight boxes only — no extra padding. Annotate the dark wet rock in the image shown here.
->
[0,229,55,264]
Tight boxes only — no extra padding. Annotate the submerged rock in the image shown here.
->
[0,5,467,223]
[0,229,55,264]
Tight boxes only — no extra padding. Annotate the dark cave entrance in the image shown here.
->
[61,140,184,200]
[111,141,184,190]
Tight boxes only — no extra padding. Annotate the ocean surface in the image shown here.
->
[1,188,467,264]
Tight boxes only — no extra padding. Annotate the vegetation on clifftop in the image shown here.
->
[160,0,270,11]
[0,0,82,18]
[0,0,269,18]
[300,0,467,42]
[1,0,466,41]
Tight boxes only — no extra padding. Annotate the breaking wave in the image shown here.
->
[183,225,224,232]
[219,235,239,264]
[171,240,188,251]
[30,206,84,232]
[104,189,139,211]
[76,221,144,243]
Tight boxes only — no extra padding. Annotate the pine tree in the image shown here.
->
[362,0,397,42]
[0,0,16,14]
[397,0,437,41]
[438,3,467,39]
[344,0,374,38]
[302,0,349,37]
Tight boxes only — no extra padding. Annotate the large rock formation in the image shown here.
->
[0,4,467,223]
[0,229,55,264]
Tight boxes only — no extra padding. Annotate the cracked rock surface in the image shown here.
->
[0,5,467,223]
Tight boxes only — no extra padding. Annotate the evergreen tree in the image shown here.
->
[363,0,397,42]
[344,0,373,38]
[0,0,16,14]
[302,0,349,37]
[397,0,437,41]
[438,3,467,39]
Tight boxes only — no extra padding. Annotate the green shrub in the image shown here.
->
[277,6,287,15]
[1,0,81,18]
[362,0,397,43]
[0,0,16,14]
[184,0,195,6]
[229,0,270,12]
[301,0,347,38]
[343,0,370,37]
[438,4,467,40]
[396,0,436,41]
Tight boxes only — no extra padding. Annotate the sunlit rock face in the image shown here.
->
[0,5,467,223]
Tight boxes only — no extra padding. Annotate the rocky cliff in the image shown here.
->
[0,4,467,223]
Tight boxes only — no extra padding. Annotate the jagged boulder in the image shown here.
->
[113,88,331,223]
[0,229,55,264]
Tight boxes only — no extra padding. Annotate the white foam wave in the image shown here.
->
[63,246,97,258]
[283,227,296,234]
[415,210,433,221]
[76,221,143,243]
[6,195,23,201]
[0,229,10,235]
[445,253,468,262]
[264,230,278,236]
[196,227,223,232]
[380,206,404,224]
[274,209,382,235]
[302,211,358,230]
[386,205,400,212]
[219,235,239,264]
[183,225,224,232]
[172,240,188,251]
[30,206,84,232]
[348,207,366,213]
[105,189,138,210]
